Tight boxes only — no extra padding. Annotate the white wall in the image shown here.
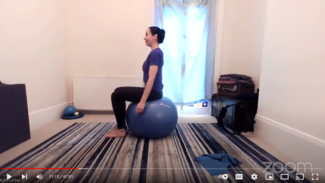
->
[66,0,154,101]
[258,0,325,142]
[218,0,267,90]
[0,0,69,131]
[66,1,152,76]
[256,0,325,178]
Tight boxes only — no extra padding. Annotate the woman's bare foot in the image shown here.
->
[105,128,126,138]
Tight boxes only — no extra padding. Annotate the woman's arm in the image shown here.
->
[140,65,158,103]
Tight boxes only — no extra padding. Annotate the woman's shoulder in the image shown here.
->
[150,48,163,56]
[148,48,163,65]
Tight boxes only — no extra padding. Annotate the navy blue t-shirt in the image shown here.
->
[142,48,164,92]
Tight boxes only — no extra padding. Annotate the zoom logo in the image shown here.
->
[262,161,314,174]
[217,174,228,179]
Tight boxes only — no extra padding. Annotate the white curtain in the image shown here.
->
[154,0,217,105]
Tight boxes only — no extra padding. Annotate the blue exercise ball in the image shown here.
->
[126,97,178,139]
[63,105,77,116]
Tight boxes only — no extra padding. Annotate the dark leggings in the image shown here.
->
[111,86,163,129]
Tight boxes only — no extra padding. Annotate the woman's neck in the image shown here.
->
[151,43,159,50]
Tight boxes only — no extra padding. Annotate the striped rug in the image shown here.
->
[0,122,312,183]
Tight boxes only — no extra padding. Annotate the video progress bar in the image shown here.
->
[2,168,78,170]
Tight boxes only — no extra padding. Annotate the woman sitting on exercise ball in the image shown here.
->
[105,26,165,138]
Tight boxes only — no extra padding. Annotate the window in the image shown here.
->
[154,1,212,115]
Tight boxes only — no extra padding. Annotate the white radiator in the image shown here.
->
[73,75,144,111]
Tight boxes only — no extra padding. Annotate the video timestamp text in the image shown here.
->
[49,175,73,179]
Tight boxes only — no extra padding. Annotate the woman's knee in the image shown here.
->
[114,87,125,92]
[111,91,120,100]
[111,90,128,101]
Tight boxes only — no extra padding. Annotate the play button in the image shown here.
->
[7,174,12,180]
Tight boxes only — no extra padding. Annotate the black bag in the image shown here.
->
[211,93,258,134]
[217,83,255,97]
[217,74,255,97]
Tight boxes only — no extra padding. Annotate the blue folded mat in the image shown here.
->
[194,153,242,175]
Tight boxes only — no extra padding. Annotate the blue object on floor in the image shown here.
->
[61,112,84,120]
[61,105,84,120]
[63,105,77,116]
[194,153,242,175]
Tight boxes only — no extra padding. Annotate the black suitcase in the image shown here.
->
[217,83,255,97]
[217,74,255,97]
[211,93,258,133]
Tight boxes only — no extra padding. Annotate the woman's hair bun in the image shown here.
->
[160,29,165,35]
[158,29,165,44]
[148,26,166,44]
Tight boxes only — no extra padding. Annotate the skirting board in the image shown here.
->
[255,114,325,179]
[28,102,70,131]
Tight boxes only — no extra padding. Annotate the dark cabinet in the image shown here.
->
[0,84,31,154]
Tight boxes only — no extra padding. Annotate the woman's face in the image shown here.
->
[144,28,157,46]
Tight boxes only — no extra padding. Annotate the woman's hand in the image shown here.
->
[136,102,146,114]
